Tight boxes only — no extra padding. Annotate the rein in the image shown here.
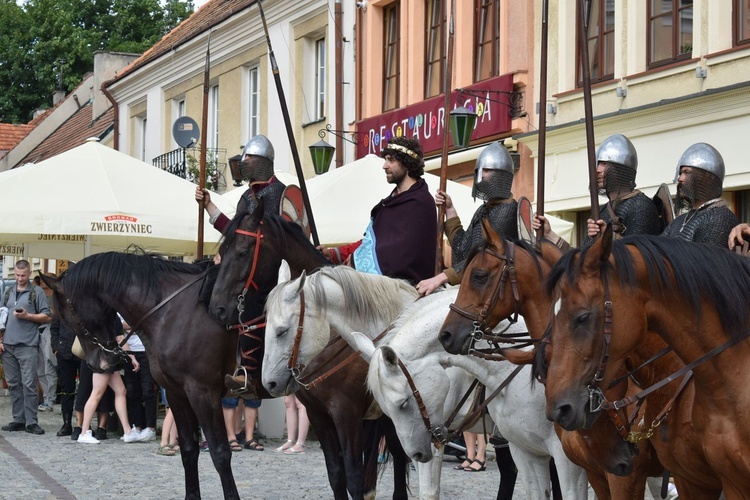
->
[232,223,265,322]
[447,242,529,357]
[286,288,390,390]
[64,270,207,361]
[586,265,750,444]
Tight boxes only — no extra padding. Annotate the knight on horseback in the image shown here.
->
[584,134,663,245]
[661,142,739,246]
[416,141,519,296]
[195,134,285,399]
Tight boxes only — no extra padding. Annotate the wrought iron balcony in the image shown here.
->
[152,147,228,191]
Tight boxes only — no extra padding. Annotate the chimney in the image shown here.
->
[52,90,67,106]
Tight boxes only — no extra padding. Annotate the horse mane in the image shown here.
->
[270,266,420,328]
[547,235,750,338]
[63,247,209,304]
[463,235,545,280]
[221,206,327,266]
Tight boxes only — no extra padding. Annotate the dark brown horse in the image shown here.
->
[541,225,750,499]
[437,220,664,499]
[42,255,239,500]
[208,199,409,500]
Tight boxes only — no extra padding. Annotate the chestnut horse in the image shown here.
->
[207,200,409,500]
[541,225,750,499]
[438,220,664,499]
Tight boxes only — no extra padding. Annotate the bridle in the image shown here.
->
[447,242,535,358]
[395,355,524,448]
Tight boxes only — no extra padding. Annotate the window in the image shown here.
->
[577,0,615,85]
[383,2,400,111]
[248,67,260,137]
[424,0,445,98]
[474,0,501,82]
[178,99,185,118]
[140,117,148,162]
[208,85,219,149]
[315,38,326,119]
[735,0,750,46]
[648,0,693,68]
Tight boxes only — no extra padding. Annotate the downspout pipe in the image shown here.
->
[100,80,119,151]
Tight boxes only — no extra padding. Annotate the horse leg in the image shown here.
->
[414,445,443,500]
[493,442,518,500]
[188,392,239,500]
[508,444,553,500]
[548,442,589,499]
[379,416,409,500]
[305,406,351,500]
[169,396,203,500]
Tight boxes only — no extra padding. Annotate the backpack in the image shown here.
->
[2,285,37,314]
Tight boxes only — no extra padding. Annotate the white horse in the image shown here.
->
[261,262,419,396]
[341,289,591,500]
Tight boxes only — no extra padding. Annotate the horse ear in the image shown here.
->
[277,259,291,285]
[380,345,400,370]
[339,331,375,363]
[39,273,63,294]
[296,270,307,293]
[481,218,502,250]
[583,223,613,274]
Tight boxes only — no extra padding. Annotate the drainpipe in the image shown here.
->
[100,80,119,151]
[335,0,343,168]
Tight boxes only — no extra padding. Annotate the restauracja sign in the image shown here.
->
[356,74,514,158]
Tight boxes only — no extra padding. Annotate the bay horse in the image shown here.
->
[339,289,589,500]
[541,224,750,499]
[437,220,664,499]
[41,254,239,500]
[208,200,409,500]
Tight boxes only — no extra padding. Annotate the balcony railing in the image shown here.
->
[152,147,228,191]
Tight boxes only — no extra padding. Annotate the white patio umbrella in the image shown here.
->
[0,139,233,261]
[221,154,573,245]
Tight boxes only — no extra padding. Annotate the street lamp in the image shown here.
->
[448,105,477,149]
[309,139,336,175]
[227,154,244,186]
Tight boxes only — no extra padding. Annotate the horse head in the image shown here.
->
[542,224,643,431]
[40,271,124,373]
[439,218,551,354]
[262,261,331,397]
[210,198,329,326]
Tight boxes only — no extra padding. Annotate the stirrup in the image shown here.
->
[229,366,249,394]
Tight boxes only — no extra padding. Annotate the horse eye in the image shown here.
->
[471,270,489,285]
[399,399,409,410]
[574,312,591,326]
[276,328,288,338]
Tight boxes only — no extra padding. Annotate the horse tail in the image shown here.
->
[362,416,410,499]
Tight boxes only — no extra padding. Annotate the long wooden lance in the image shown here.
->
[258,0,320,246]
[435,0,456,275]
[579,0,599,221]
[197,30,211,259]
[535,0,549,247]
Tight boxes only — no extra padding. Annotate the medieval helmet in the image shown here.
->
[239,134,275,182]
[673,142,725,183]
[242,134,275,163]
[674,143,725,207]
[596,134,638,194]
[472,142,514,201]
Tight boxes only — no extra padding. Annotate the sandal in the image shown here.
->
[168,442,180,453]
[156,444,176,456]
[283,443,305,455]
[245,438,264,451]
[453,459,472,470]
[274,439,294,453]
[229,439,243,452]
[464,459,486,472]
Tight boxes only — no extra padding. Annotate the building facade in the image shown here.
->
[518,0,750,244]
[105,0,357,192]
[353,0,537,195]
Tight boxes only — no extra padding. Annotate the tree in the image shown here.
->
[0,0,194,123]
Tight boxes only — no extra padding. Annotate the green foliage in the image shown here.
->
[0,0,194,123]
[186,149,223,192]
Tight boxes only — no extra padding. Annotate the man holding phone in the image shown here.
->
[0,260,51,435]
